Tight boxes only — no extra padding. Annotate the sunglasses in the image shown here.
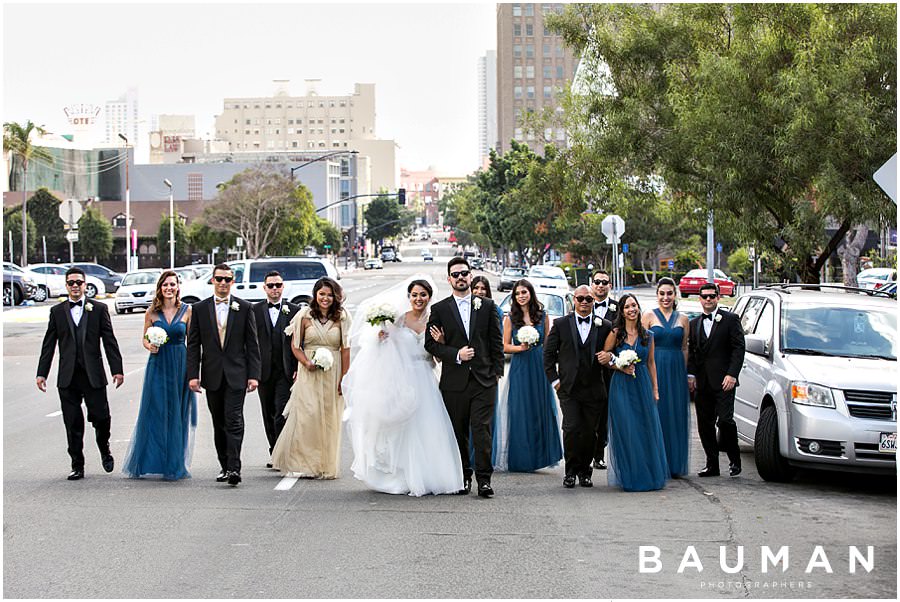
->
[593,279,610,286]
[574,295,594,303]
[699,293,718,300]
[265,282,283,289]
[66,279,85,287]
[213,275,234,283]
[449,270,471,279]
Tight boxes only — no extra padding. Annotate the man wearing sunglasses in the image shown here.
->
[251,271,300,467]
[544,285,614,489]
[36,267,124,481]
[687,282,745,477]
[589,269,617,470]
[187,264,261,486]
[425,257,504,498]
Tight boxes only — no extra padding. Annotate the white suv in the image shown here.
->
[179,257,339,305]
[732,285,896,481]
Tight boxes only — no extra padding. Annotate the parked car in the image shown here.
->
[28,263,106,300]
[179,257,340,306]
[364,257,384,270]
[2,263,37,306]
[114,269,164,314]
[498,267,527,292]
[856,267,897,291]
[421,251,434,262]
[525,265,571,293]
[380,248,397,262]
[678,268,736,297]
[875,281,897,299]
[174,267,201,282]
[431,239,439,245]
[67,262,123,293]
[732,284,897,481]
[498,290,575,358]
[469,257,484,270]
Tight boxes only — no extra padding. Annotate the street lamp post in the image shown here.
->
[289,149,358,181]
[118,133,131,271]
[164,179,175,269]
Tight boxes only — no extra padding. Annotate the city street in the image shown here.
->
[3,243,896,598]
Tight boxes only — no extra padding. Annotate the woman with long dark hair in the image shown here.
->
[642,277,691,477]
[272,277,352,479]
[602,293,668,491]
[123,270,197,480]
[495,279,563,472]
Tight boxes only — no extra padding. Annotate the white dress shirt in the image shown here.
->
[593,299,611,320]
[454,294,472,340]
[576,313,592,344]
[268,302,280,327]
[702,308,718,337]
[68,298,84,326]
[214,296,230,327]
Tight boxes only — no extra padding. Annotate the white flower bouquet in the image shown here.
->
[144,326,169,347]
[614,349,640,377]
[516,325,540,346]
[311,348,334,371]
[366,303,397,328]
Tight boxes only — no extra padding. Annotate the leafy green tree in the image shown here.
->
[311,216,342,254]
[2,207,36,261]
[364,194,411,242]
[728,248,753,282]
[3,120,53,265]
[157,214,190,263]
[77,207,113,262]
[187,219,234,256]
[24,188,66,255]
[549,3,896,283]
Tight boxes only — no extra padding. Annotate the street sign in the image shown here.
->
[66,230,79,243]
[235,237,243,247]
[601,214,625,244]
[323,244,332,249]
[622,243,629,254]
[667,259,675,270]
[58,199,83,226]
[716,242,722,253]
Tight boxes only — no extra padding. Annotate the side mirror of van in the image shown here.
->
[745,334,771,358]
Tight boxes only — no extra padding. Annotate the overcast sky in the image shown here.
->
[2,1,497,175]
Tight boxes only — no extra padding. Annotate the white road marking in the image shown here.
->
[45,410,62,418]
[274,476,298,491]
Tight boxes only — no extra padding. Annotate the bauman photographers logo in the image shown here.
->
[638,545,875,575]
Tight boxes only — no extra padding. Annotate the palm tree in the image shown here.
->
[4,120,52,266]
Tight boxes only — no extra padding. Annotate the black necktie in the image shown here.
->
[703,313,714,321]
[268,302,279,309]
[69,300,83,308]
[578,315,591,325]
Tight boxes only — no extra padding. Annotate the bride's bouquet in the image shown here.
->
[516,325,540,346]
[365,303,397,328]
[614,349,640,377]
[144,326,169,347]
[311,348,334,372]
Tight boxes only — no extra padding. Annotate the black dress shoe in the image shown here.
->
[477,482,494,498]
[456,477,472,495]
[216,470,229,482]
[729,462,742,477]
[563,475,576,488]
[592,459,607,470]
[101,453,114,473]
[266,463,273,469]
[67,469,84,481]
[579,475,593,488]
[698,466,720,477]
[227,471,242,486]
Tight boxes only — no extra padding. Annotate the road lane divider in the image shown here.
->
[274,477,298,491]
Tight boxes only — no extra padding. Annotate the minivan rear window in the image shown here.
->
[249,261,327,282]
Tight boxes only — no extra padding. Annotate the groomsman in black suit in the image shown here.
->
[544,285,614,488]
[688,282,746,477]
[589,269,617,470]
[251,271,300,467]
[425,257,504,498]
[187,264,261,486]
[36,267,124,480]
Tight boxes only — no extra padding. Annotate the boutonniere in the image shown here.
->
[472,297,482,310]
[281,305,291,315]
[608,302,617,311]
[84,302,94,312]
[714,313,722,323]
[230,301,240,312]
[594,317,603,327]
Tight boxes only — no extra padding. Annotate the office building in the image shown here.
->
[478,50,498,167]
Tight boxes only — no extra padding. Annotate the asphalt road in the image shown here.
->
[3,242,896,598]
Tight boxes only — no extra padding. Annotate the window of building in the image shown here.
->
[514,127,523,140]
[513,44,522,58]
[512,4,521,17]
[526,65,535,78]
[514,23,521,36]
[525,23,533,36]
[557,65,564,78]
[514,65,523,78]
[292,141,298,148]
[339,128,345,134]
[187,173,203,201]
[234,103,241,109]
[317,119,324,124]
[297,129,303,134]
[244,129,250,135]
[112,213,127,229]
[274,118,281,125]
[514,86,523,99]
[543,86,552,98]
[556,45,564,57]
[339,118,345,123]
[254,104,260,109]
[254,119,260,125]
[308,141,315,148]
[330,101,335,107]
[340,101,347,107]
[543,43,551,57]
[275,129,280,135]
[544,25,551,35]
[331,128,337,134]
[288,119,294,125]
[276,104,282,109]
[526,86,535,99]
[526,44,534,58]
[308,101,315,108]
[544,65,552,78]
[288,128,294,134]
[254,142,261,149]
[524,4,534,16]
[245,119,251,125]
[254,129,260,135]
[319,101,325,108]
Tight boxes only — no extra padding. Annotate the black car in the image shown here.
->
[3,266,37,306]
[68,262,123,293]
[498,267,526,292]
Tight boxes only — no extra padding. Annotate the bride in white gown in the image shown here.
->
[341,277,463,496]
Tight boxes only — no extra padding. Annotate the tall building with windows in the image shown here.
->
[104,87,139,145]
[478,50,498,167]
[496,3,578,155]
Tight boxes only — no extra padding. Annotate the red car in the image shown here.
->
[678,268,737,298]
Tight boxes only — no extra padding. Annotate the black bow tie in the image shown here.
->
[595,301,607,308]
[69,300,83,308]
[268,302,280,309]
[703,313,715,321]
[578,315,592,325]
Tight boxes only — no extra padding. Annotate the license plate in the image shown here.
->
[878,432,896,454]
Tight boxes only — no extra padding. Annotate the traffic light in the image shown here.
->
[398,188,406,205]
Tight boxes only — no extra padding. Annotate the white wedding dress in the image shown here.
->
[342,313,463,496]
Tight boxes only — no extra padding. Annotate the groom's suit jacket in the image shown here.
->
[543,312,612,399]
[251,300,300,381]
[187,296,261,390]
[687,308,744,389]
[425,295,504,392]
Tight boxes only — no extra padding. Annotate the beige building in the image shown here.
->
[496,3,579,155]
[213,80,395,192]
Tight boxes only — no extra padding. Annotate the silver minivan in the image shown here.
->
[733,285,896,481]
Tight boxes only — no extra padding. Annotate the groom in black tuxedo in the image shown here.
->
[187,264,261,486]
[36,267,124,480]
[688,282,746,477]
[425,257,504,498]
[544,285,614,488]
[252,271,300,466]
[589,268,618,470]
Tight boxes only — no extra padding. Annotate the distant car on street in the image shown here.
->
[498,267,527,292]
[364,257,384,270]
[678,268,736,297]
[525,265,571,293]
[2,263,37,306]
[28,263,106,300]
[422,251,434,262]
[431,239,439,245]
[67,262,123,293]
[115,268,164,314]
[856,267,897,291]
